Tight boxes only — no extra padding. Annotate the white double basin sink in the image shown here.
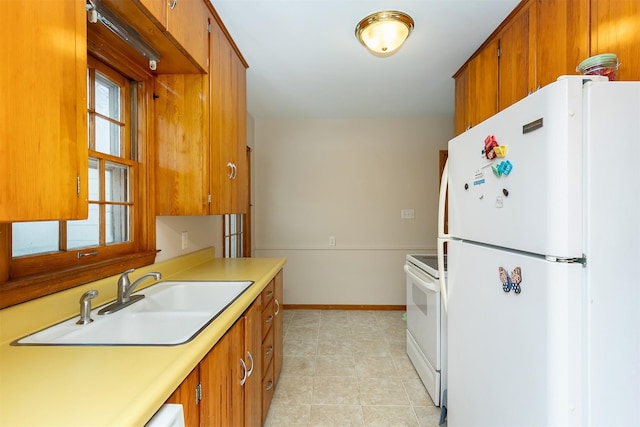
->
[14,280,253,346]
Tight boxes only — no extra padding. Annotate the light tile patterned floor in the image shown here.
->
[264,309,444,427]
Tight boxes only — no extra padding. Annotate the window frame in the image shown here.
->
[0,55,157,310]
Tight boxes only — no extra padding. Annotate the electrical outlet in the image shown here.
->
[401,209,415,219]
[329,236,336,246]
[181,231,189,250]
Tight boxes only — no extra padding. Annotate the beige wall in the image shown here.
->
[253,117,453,305]
[155,216,222,263]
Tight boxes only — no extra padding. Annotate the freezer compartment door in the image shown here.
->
[447,240,584,427]
[448,77,584,257]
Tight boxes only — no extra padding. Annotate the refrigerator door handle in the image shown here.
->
[437,158,450,314]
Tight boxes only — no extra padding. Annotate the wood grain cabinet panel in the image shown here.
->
[0,0,88,221]
[591,0,640,81]
[154,74,210,216]
[497,0,536,112]
[165,366,200,426]
[467,38,499,128]
[453,66,469,136]
[244,298,263,427]
[166,0,210,71]
[273,270,284,386]
[210,19,249,214]
[536,0,590,88]
[200,318,245,427]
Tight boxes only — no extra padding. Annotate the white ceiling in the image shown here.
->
[211,0,520,119]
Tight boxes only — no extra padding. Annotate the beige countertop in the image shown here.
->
[0,248,286,427]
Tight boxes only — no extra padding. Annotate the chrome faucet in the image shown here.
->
[118,269,162,303]
[98,268,162,315]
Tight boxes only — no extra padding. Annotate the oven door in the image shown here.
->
[405,263,441,370]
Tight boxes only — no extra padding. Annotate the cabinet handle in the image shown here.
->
[265,315,273,324]
[246,351,254,377]
[231,163,237,179]
[266,346,273,357]
[266,290,273,298]
[227,162,234,179]
[265,380,273,392]
[274,299,280,315]
[239,357,248,386]
[169,0,178,10]
[77,250,98,259]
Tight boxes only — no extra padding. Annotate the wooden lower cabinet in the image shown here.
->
[273,271,284,386]
[166,367,200,426]
[200,318,245,427]
[163,272,282,427]
[244,298,263,427]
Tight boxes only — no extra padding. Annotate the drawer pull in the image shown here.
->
[265,346,273,357]
[265,380,273,391]
[274,299,280,315]
[266,290,274,298]
[265,315,273,324]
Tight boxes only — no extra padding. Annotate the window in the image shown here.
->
[2,56,156,309]
[12,59,133,260]
[223,214,244,258]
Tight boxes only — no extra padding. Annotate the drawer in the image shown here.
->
[261,299,274,340]
[261,279,275,308]
[262,359,274,425]
[262,325,274,378]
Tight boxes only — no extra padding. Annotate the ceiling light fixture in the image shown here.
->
[355,10,414,57]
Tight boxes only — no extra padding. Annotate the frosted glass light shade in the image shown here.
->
[355,11,414,57]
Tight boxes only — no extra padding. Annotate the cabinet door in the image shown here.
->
[273,270,284,386]
[232,52,249,214]
[138,0,167,29]
[498,1,536,111]
[244,298,262,427]
[166,0,210,71]
[536,0,590,89]
[210,20,247,214]
[453,66,469,136]
[165,366,200,426]
[467,39,499,127]
[591,0,640,81]
[0,0,87,221]
[154,74,210,216]
[200,319,245,427]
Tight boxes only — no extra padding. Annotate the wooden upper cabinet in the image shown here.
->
[467,38,499,128]
[210,18,248,214]
[591,0,640,81]
[497,0,536,111]
[100,0,207,73]
[453,66,469,136]
[154,74,210,216]
[138,0,167,29]
[166,0,210,71]
[0,0,88,221]
[536,0,590,88]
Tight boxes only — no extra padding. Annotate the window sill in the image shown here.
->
[0,251,158,310]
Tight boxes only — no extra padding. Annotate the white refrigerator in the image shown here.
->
[437,76,640,426]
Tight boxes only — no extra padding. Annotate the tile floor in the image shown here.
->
[264,309,445,427]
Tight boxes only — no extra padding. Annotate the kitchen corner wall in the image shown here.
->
[253,117,452,305]
[155,216,222,263]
